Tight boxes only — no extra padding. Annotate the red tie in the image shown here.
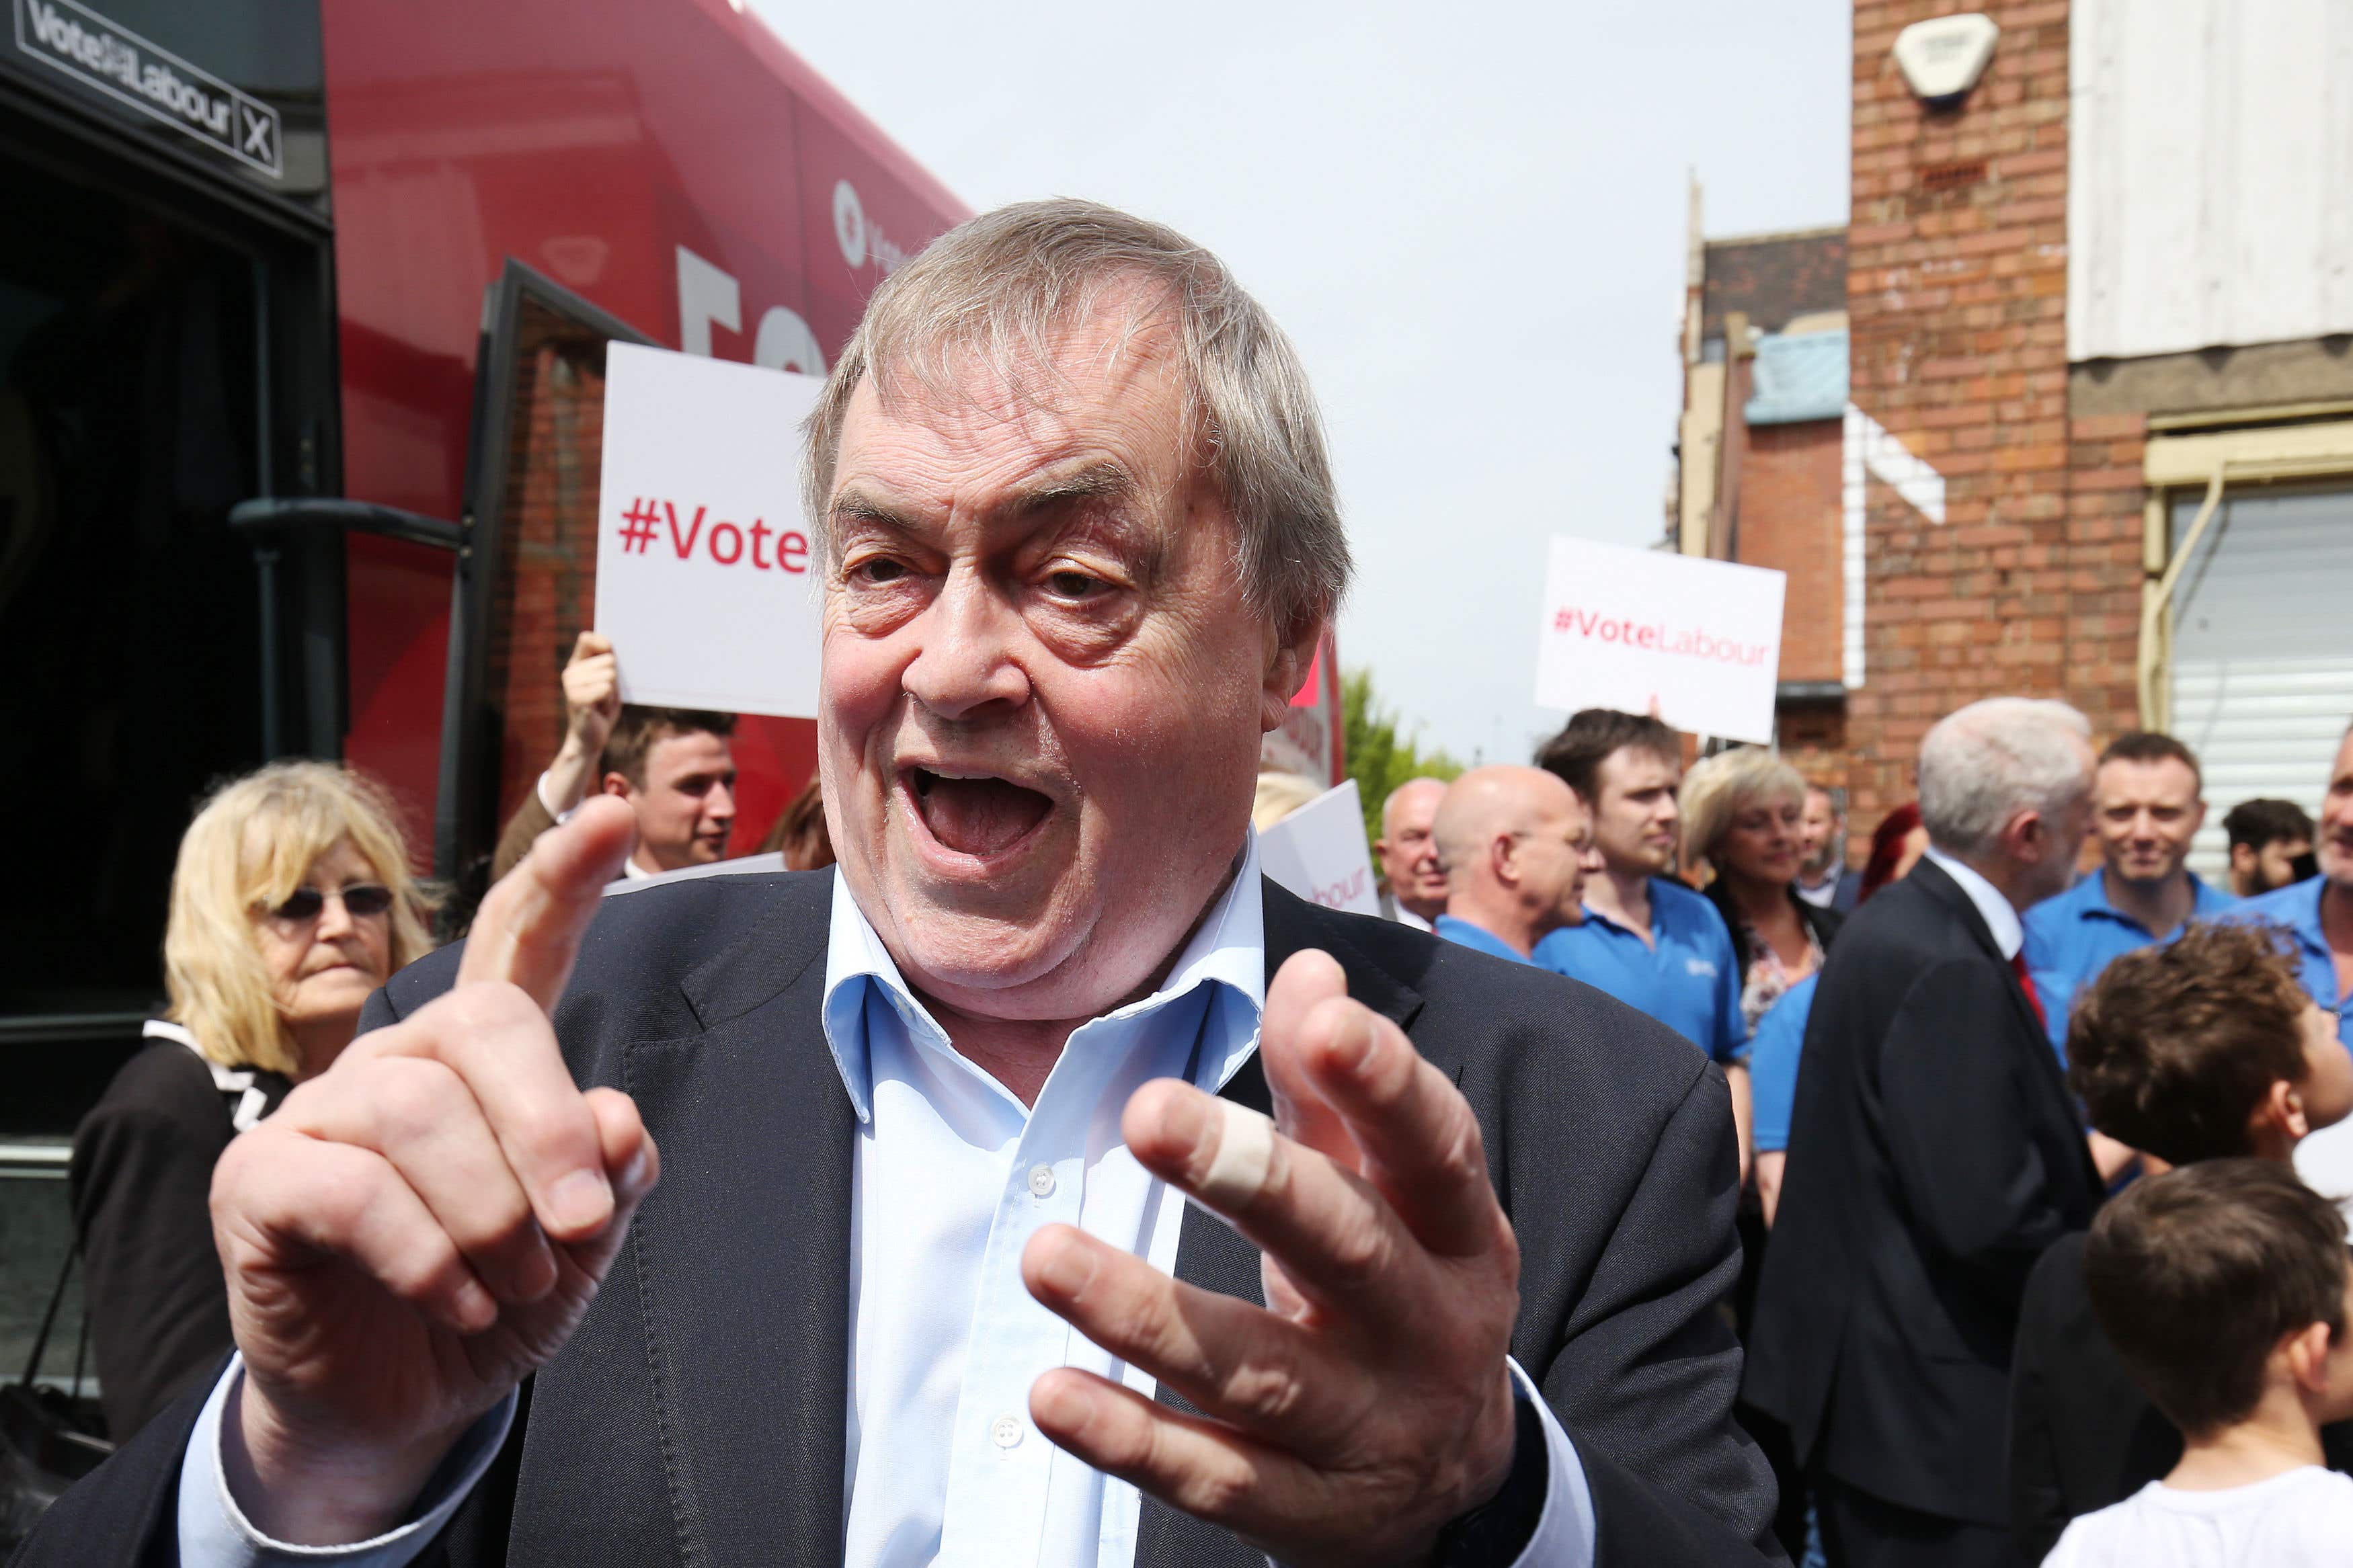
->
[2011,951,2048,1028]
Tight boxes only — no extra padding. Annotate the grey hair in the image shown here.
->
[1917,697,2094,858]
[800,198,1350,635]
[1679,746,1806,870]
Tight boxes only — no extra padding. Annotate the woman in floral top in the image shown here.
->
[1683,747,1845,1040]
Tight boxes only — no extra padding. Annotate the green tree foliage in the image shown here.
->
[1342,667,1465,857]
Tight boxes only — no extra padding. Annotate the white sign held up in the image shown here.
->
[1531,537,1787,745]
[1257,779,1382,918]
[594,342,825,719]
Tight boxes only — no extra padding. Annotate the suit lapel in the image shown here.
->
[1137,884,1423,1568]
[1907,860,2091,1176]
[612,881,856,1567]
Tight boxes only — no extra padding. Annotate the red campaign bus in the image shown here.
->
[0,0,968,1333]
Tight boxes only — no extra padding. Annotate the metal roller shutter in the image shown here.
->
[2167,485,2353,882]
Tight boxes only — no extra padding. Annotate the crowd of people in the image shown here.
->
[1402,697,2353,1565]
[21,196,2353,1568]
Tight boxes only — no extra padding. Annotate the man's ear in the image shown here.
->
[2248,1080,2310,1157]
[2279,1079,2312,1141]
[600,772,635,800]
[1488,831,1518,890]
[1259,616,1326,735]
[2283,1319,2336,1396]
[2230,841,2257,876]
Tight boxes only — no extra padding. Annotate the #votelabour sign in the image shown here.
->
[595,343,826,720]
[1257,780,1382,919]
[13,0,282,177]
[1533,535,1787,745]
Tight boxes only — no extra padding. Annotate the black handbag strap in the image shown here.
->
[18,1236,83,1397]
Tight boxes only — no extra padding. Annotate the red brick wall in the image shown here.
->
[1843,0,2145,848]
[1738,419,1844,685]
[488,337,608,839]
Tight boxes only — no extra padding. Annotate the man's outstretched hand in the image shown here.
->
[1021,950,1524,1568]
[209,798,661,1545]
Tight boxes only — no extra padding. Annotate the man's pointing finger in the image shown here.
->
[458,796,635,1012]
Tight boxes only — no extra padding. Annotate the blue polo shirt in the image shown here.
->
[1433,913,1539,967]
[2022,869,2237,1059]
[1743,973,1816,1155]
[2223,877,2352,1049]
[1534,878,1743,1062]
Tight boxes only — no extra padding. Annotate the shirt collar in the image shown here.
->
[2068,867,2232,927]
[1433,913,1533,964]
[820,831,1269,1125]
[2270,875,2330,948]
[1923,845,2024,959]
[1578,876,1678,940]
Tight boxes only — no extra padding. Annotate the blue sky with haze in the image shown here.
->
[761,0,1849,764]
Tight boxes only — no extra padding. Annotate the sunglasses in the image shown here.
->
[268,884,395,923]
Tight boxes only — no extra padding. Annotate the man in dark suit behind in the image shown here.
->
[1745,697,2105,1568]
[22,200,1776,1567]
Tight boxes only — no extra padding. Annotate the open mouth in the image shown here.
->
[906,767,1054,859]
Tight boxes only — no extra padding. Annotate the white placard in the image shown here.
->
[1257,779,1382,917]
[594,342,825,718]
[1531,537,1787,745]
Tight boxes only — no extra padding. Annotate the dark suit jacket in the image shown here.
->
[1741,858,2101,1527]
[1831,870,1863,917]
[23,873,1780,1566]
[2006,1230,2353,1563]
[67,1040,290,1442]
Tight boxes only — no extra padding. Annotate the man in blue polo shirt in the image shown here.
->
[2022,731,2235,1061]
[2225,723,2353,1205]
[1428,765,1601,964]
[1533,710,1744,1065]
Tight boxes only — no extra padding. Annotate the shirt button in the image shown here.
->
[991,1413,1024,1449]
[1027,1164,1057,1198]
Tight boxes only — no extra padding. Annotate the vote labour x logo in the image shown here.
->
[616,498,811,574]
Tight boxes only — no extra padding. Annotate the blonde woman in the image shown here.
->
[67,762,435,1440]
[1683,748,1845,1037]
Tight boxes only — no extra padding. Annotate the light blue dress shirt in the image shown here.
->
[175,837,1596,1565]
[2021,868,2235,1059]
[1532,880,1743,1063]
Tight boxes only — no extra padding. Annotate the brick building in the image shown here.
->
[1671,217,1852,776]
[1675,0,2353,875]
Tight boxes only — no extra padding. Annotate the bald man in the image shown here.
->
[1374,777,1451,929]
[1431,766,1605,962]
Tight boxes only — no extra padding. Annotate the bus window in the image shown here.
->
[437,263,651,915]
[0,153,264,1022]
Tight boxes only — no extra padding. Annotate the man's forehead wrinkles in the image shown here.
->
[836,439,1158,527]
[1002,458,1140,516]
[828,485,924,532]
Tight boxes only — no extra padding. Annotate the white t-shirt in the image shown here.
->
[2043,1467,2353,1568]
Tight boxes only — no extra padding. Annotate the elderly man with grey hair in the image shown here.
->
[26,202,1774,1568]
[1744,697,2104,1568]
[1375,776,1451,929]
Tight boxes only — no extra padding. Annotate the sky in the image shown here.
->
[759,0,1851,766]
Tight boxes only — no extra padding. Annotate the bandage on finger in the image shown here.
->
[1194,1101,1277,1212]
